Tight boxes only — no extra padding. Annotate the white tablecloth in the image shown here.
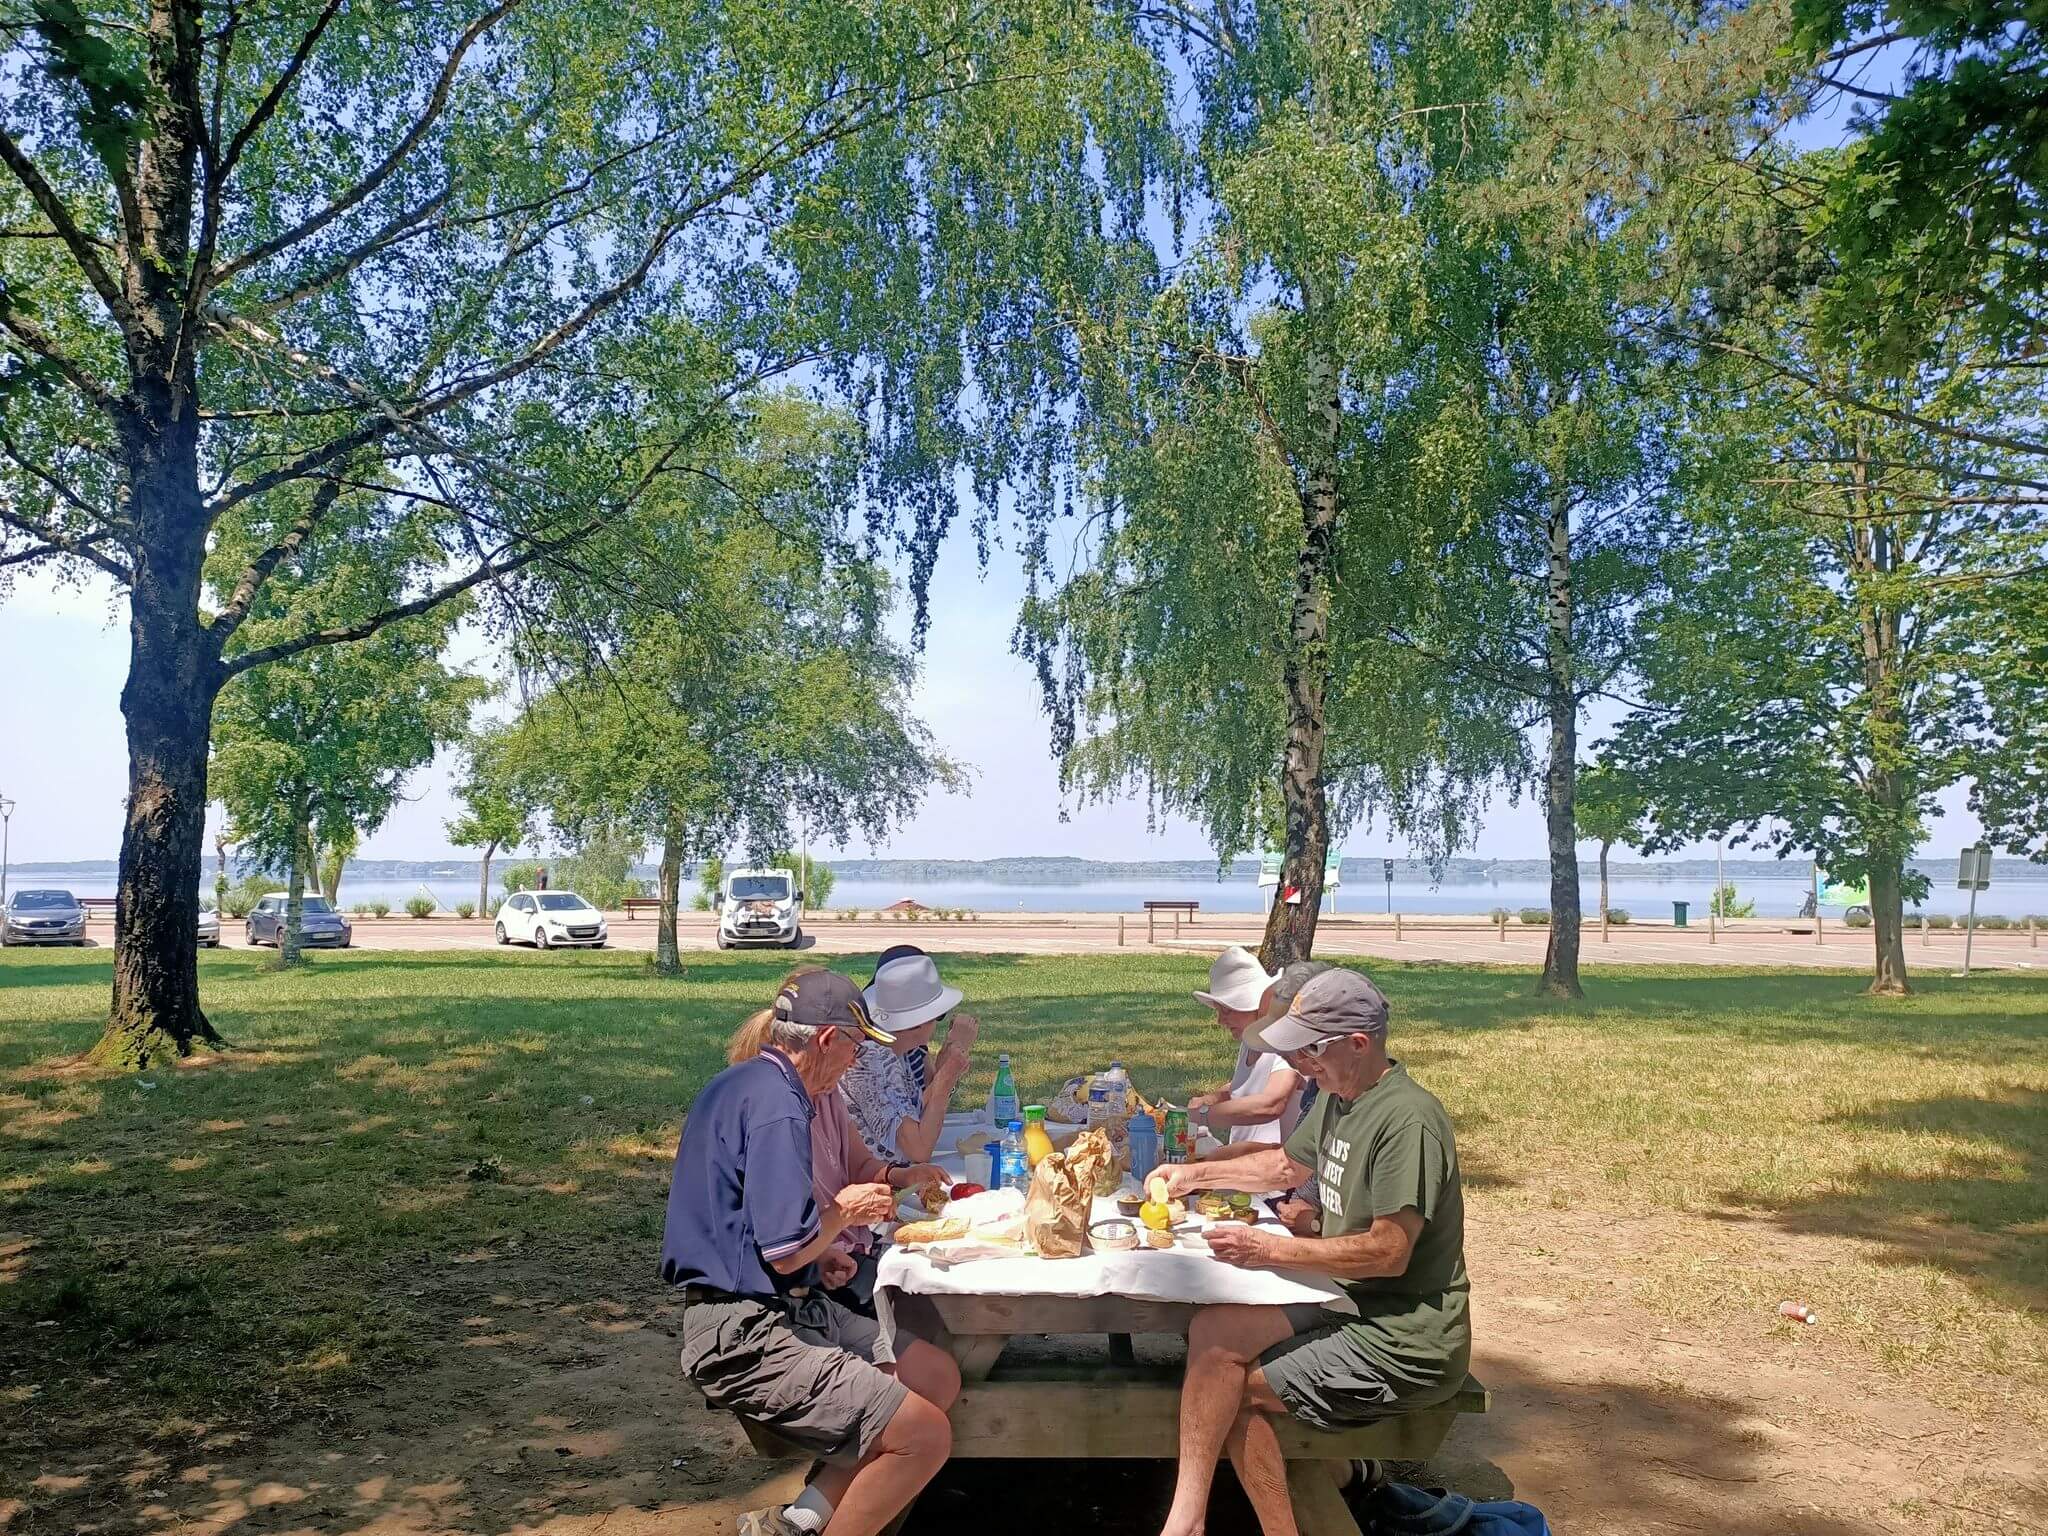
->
[877,1187,1356,1314]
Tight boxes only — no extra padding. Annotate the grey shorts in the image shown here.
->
[679,1292,907,1464]
[1258,1304,1406,1433]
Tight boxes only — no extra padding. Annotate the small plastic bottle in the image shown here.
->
[999,1120,1031,1192]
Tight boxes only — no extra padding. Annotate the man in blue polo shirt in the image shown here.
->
[664,969,961,1536]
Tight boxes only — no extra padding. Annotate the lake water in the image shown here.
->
[14,871,2043,920]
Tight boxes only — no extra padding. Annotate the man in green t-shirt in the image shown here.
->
[1152,968,1470,1536]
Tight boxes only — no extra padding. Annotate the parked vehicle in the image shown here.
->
[717,867,804,949]
[197,901,221,948]
[495,890,608,949]
[245,894,353,948]
[1,888,86,946]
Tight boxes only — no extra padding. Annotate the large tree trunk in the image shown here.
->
[479,839,499,920]
[1867,843,1910,996]
[88,0,221,1068]
[94,595,224,1067]
[281,808,310,966]
[1259,346,1340,970]
[655,823,684,976]
[1538,498,1584,999]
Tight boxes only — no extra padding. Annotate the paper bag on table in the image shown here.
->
[1023,1148,1093,1258]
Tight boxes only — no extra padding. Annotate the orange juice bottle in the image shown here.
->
[1022,1105,1056,1168]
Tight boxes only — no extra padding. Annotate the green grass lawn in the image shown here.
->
[3,947,2043,1478]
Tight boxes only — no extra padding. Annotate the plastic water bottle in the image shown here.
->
[1127,1109,1159,1183]
[988,1053,1020,1126]
[999,1120,1031,1192]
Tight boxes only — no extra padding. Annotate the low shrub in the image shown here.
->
[221,873,274,918]
[1606,909,1630,925]
[405,896,435,919]
[365,900,388,918]
[691,891,711,911]
[455,901,475,919]
[1488,907,1512,924]
[1926,913,1954,929]
[1518,907,1550,925]
[1977,914,2011,930]
[1844,909,1873,928]
[350,902,371,915]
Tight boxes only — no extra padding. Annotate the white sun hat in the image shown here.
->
[1192,945,1281,1013]
[863,951,964,1032]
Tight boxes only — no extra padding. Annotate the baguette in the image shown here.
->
[893,1216,970,1246]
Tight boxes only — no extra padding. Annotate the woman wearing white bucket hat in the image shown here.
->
[1186,945,1306,1149]
[840,949,979,1163]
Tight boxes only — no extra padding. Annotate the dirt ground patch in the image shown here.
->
[7,1204,2041,1536]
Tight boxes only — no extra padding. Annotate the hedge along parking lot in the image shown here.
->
[1,947,2043,1531]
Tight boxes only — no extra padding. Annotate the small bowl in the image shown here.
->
[1090,1218,1139,1252]
[1115,1194,1144,1219]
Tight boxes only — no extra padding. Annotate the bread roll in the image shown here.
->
[893,1217,970,1246]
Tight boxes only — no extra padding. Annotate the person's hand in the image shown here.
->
[896,1163,947,1193]
[1273,1198,1321,1237]
[934,1040,973,1082]
[834,1182,896,1225]
[1150,1164,1198,1200]
[1186,1091,1221,1113]
[946,1012,980,1050]
[818,1248,858,1289]
[1203,1225,1279,1268]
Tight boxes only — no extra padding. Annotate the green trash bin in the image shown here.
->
[1672,900,1689,927]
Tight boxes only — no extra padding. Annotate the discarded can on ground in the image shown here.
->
[1778,1301,1817,1325]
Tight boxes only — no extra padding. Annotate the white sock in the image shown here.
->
[784,1486,834,1534]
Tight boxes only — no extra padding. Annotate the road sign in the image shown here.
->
[1957,846,1992,890]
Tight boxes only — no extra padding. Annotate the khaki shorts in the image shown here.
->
[1258,1304,1408,1433]
[679,1292,907,1464]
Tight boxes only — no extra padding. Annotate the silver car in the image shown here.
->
[2,888,88,945]
[197,902,221,948]
[245,893,352,948]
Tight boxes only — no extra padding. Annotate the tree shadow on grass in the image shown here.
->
[1713,1086,2048,1314]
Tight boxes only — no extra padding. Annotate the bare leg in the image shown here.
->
[1160,1306,1297,1536]
[1224,1370,1298,1536]
[811,1341,961,1509]
[821,1392,951,1536]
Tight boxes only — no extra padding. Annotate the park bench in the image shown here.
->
[701,1303,1489,1536]
[621,896,663,919]
[1143,898,1199,940]
[79,897,116,919]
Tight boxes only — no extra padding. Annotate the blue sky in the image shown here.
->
[0,522,1991,867]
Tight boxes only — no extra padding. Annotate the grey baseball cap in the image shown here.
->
[776,970,895,1044]
[1246,967,1389,1055]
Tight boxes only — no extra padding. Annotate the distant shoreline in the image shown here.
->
[15,853,2045,883]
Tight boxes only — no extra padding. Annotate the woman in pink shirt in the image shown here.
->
[726,972,944,1313]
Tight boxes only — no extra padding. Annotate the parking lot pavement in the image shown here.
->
[154,910,2047,970]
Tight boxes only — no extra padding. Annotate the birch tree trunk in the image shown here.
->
[1538,498,1584,999]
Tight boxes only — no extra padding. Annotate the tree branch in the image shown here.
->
[212,0,528,286]
[0,308,121,409]
[0,127,132,328]
[220,514,608,678]
[0,506,131,582]
[206,473,347,650]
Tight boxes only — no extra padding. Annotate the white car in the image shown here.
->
[717,867,804,948]
[496,890,608,949]
[197,902,221,947]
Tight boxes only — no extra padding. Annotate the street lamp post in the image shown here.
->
[0,796,13,909]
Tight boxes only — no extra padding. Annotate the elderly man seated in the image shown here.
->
[661,970,962,1536]
[1152,968,1471,1536]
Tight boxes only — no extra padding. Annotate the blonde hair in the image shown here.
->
[726,967,829,1064]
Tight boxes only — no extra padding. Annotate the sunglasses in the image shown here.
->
[1285,1035,1344,1062]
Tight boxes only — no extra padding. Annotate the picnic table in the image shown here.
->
[716,1115,1487,1536]
[881,1122,1486,1535]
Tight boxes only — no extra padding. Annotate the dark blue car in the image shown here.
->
[245,893,352,948]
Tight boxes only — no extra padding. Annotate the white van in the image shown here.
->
[716,867,804,949]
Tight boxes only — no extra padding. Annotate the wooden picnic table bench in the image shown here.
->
[621,896,662,919]
[1143,898,1200,940]
[711,1291,1488,1536]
